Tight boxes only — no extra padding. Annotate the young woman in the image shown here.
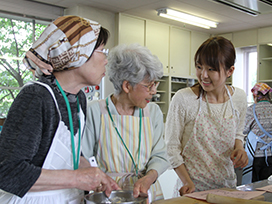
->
[165,36,248,196]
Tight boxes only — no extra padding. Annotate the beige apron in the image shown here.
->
[0,81,85,204]
[96,98,163,202]
[174,86,238,195]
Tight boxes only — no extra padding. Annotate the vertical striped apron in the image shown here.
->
[96,99,163,202]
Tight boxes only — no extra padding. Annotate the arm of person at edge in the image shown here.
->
[230,88,248,169]
[165,89,196,196]
[133,103,170,198]
[29,156,120,197]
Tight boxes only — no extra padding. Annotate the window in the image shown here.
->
[0,15,48,117]
[233,46,257,106]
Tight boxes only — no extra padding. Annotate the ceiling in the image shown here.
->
[21,0,272,34]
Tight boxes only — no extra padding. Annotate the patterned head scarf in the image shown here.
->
[23,15,101,77]
[251,82,272,96]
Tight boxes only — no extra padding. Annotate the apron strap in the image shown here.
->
[25,81,61,119]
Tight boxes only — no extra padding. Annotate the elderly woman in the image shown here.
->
[0,15,119,204]
[82,43,170,202]
[242,83,272,184]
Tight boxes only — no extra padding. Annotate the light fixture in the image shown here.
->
[157,8,218,29]
[268,43,272,46]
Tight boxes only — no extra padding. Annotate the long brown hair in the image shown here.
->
[193,36,236,97]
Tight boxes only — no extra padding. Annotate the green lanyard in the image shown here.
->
[258,100,270,103]
[56,79,81,170]
[106,97,142,176]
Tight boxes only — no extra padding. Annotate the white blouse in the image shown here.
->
[165,87,247,168]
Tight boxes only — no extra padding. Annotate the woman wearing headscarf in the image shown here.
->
[82,43,170,203]
[242,83,272,184]
[0,15,119,204]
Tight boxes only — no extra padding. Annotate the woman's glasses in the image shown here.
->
[95,48,109,57]
[139,81,160,92]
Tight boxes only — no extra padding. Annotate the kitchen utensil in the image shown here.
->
[85,190,148,204]
[103,190,114,203]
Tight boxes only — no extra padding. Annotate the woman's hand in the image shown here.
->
[231,139,248,168]
[74,167,121,197]
[231,148,248,168]
[179,181,195,196]
[77,156,121,196]
[133,170,158,198]
[174,164,195,196]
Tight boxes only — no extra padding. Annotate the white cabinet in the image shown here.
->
[116,13,205,121]
[169,27,191,78]
[258,44,272,87]
[190,31,210,78]
[258,27,272,44]
[116,13,145,46]
[232,29,258,48]
[146,20,170,74]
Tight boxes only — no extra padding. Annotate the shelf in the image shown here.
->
[153,101,166,104]
[171,81,187,84]
[261,57,272,61]
[258,79,272,82]
[156,90,166,93]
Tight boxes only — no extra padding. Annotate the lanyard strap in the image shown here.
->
[105,97,142,176]
[56,79,81,170]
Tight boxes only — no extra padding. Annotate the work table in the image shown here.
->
[153,179,272,203]
[236,179,272,201]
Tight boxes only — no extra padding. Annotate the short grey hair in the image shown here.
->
[107,43,163,95]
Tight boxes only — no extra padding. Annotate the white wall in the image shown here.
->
[65,5,116,97]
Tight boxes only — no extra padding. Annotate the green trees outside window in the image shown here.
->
[0,17,47,117]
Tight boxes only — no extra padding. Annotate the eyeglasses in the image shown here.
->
[95,48,109,57]
[139,81,160,92]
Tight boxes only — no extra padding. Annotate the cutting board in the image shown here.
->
[152,188,264,204]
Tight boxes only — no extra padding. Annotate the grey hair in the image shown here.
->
[107,43,163,95]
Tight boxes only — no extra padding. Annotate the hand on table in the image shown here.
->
[179,181,195,196]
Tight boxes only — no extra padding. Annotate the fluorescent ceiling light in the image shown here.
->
[157,8,218,29]
[267,43,272,46]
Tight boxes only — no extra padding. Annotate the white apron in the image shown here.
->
[95,98,163,202]
[0,81,85,204]
[174,86,238,195]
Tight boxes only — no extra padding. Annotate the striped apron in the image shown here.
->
[242,103,272,184]
[96,99,163,202]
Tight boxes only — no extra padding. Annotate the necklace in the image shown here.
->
[56,79,81,170]
[106,97,142,176]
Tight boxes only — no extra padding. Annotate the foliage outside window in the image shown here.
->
[0,16,48,118]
